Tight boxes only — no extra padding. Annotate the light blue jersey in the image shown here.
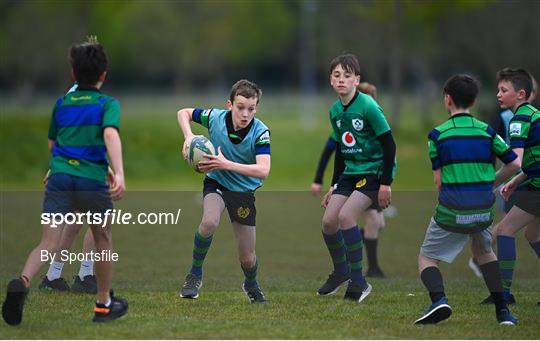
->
[192,108,270,192]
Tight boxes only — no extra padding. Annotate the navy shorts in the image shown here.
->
[42,173,113,215]
[203,177,256,226]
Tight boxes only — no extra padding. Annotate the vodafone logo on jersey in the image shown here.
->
[341,131,356,147]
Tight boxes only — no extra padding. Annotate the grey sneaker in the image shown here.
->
[180,274,202,299]
[242,283,268,304]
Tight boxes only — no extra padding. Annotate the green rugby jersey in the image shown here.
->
[329,91,395,178]
[508,103,540,188]
[47,88,120,182]
[428,113,517,233]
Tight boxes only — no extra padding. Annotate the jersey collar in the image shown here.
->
[450,112,472,118]
[225,111,254,144]
[75,86,101,93]
[514,102,530,113]
[341,91,359,112]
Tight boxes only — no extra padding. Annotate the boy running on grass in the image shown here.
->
[176,79,271,304]
[415,74,519,325]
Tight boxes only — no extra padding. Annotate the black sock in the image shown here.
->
[479,260,507,313]
[420,266,445,303]
[364,237,379,269]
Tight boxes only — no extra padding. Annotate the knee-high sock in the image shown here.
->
[322,230,349,275]
[342,226,365,286]
[497,235,516,294]
[190,231,213,277]
[420,266,445,303]
[480,261,507,313]
[242,260,258,289]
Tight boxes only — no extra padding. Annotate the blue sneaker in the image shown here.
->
[414,297,452,325]
[497,308,518,325]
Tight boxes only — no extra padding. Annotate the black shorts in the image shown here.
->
[511,183,540,217]
[333,174,381,211]
[203,177,256,226]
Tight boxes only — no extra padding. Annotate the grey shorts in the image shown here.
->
[420,218,493,263]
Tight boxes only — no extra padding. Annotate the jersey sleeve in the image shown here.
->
[428,129,441,170]
[102,98,121,131]
[508,115,531,148]
[366,104,391,137]
[254,130,271,155]
[493,133,518,164]
[47,98,62,140]
[192,108,212,129]
[329,131,338,143]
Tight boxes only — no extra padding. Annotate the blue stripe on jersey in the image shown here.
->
[500,149,518,164]
[254,144,271,155]
[192,108,203,124]
[428,129,441,141]
[55,104,103,128]
[437,137,493,165]
[511,114,531,123]
[52,145,107,163]
[326,138,338,151]
[523,162,540,178]
[510,138,526,148]
[439,182,495,210]
[525,121,540,147]
[431,157,441,170]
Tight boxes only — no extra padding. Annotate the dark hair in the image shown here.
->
[496,68,533,98]
[229,79,262,103]
[443,74,479,109]
[329,53,360,76]
[69,36,108,86]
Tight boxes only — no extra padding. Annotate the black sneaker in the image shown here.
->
[38,276,70,292]
[365,267,386,278]
[480,293,516,306]
[317,271,350,296]
[242,283,268,304]
[343,280,372,303]
[180,273,202,299]
[92,290,128,322]
[2,278,29,326]
[72,275,97,294]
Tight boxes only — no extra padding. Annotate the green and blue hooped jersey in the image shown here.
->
[508,103,540,189]
[47,88,120,182]
[192,108,270,192]
[428,113,517,233]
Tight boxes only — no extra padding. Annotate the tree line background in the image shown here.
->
[1,0,539,123]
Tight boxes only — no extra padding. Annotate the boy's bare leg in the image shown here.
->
[89,224,112,304]
[21,223,65,284]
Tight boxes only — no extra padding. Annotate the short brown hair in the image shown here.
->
[329,54,360,76]
[229,79,262,104]
[497,68,533,99]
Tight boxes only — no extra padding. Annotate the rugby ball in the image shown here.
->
[188,136,216,173]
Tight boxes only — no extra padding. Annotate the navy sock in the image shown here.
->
[497,235,516,295]
[342,226,366,286]
[242,260,258,289]
[190,231,213,277]
[322,230,349,275]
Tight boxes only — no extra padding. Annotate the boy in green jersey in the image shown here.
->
[318,54,396,302]
[490,68,540,306]
[415,74,519,325]
[2,37,128,325]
